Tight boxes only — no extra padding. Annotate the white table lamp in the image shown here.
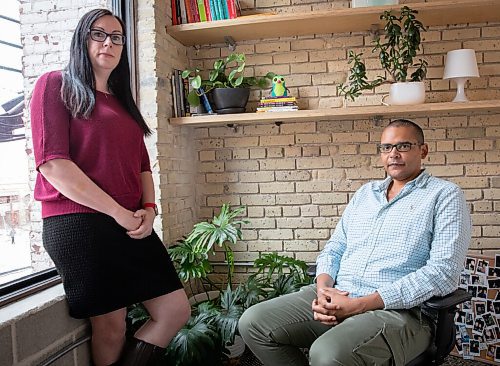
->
[443,49,479,103]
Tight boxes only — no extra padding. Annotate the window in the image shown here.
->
[0,0,44,288]
[1,0,133,305]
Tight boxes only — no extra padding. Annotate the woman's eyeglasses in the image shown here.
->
[88,29,126,46]
[377,142,423,153]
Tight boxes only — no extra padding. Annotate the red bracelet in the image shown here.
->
[143,202,158,216]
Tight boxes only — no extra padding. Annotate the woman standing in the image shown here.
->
[30,9,190,366]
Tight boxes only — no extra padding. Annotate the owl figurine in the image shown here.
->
[271,75,288,97]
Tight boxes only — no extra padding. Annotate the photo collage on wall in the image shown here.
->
[454,254,500,363]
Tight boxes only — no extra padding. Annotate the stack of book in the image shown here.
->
[256,96,299,113]
[171,0,240,25]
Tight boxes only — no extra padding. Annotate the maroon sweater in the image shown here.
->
[31,71,151,218]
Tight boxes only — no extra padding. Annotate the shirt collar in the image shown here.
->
[375,169,430,192]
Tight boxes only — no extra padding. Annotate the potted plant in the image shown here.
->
[166,204,249,363]
[182,53,275,114]
[126,204,313,365]
[337,6,428,105]
[168,203,248,296]
[126,250,312,365]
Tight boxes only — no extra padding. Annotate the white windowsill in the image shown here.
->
[0,283,65,326]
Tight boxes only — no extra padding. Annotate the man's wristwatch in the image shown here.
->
[143,202,158,216]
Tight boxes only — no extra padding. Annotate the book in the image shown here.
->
[260,96,297,103]
[210,0,219,20]
[203,0,212,21]
[182,77,191,116]
[197,0,207,21]
[216,0,225,20]
[171,0,178,25]
[179,0,187,24]
[190,0,200,22]
[184,0,194,23]
[221,0,229,19]
[171,72,179,117]
[176,70,186,117]
[227,0,238,19]
[234,0,241,16]
[256,106,299,112]
[258,102,297,107]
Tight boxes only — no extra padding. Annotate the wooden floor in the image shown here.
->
[231,348,489,366]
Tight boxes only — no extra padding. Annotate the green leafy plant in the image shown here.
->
[213,284,245,345]
[129,207,313,365]
[183,203,249,287]
[165,312,224,366]
[167,237,212,282]
[181,53,275,107]
[248,252,312,303]
[338,6,428,101]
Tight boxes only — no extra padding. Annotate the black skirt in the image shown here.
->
[42,213,183,319]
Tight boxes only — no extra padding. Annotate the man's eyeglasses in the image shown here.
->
[88,29,126,46]
[377,142,423,153]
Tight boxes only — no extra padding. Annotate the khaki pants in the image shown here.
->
[238,284,433,366]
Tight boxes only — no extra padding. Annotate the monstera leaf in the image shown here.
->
[165,312,223,366]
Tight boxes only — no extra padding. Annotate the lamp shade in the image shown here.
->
[443,49,479,79]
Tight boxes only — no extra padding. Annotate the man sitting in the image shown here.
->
[239,119,471,366]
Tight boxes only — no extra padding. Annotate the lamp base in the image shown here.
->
[451,77,470,103]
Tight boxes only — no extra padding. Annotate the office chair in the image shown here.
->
[306,265,472,366]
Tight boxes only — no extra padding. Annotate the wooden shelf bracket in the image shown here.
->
[224,36,236,51]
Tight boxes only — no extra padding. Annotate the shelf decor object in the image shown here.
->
[443,49,480,103]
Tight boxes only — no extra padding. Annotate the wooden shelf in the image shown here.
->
[167,0,500,46]
[169,100,500,127]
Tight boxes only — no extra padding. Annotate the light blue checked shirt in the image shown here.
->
[316,170,471,310]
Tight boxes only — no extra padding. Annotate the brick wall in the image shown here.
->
[0,285,90,366]
[163,0,500,268]
[136,0,197,243]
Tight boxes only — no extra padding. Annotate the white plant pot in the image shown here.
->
[352,0,398,8]
[226,335,246,359]
[382,82,425,106]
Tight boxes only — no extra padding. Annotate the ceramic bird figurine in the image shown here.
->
[271,75,288,97]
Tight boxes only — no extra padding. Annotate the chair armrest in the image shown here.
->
[422,289,472,365]
[306,265,317,278]
[423,289,472,310]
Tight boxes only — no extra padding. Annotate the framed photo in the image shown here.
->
[470,339,480,356]
[466,257,477,273]
[485,344,495,361]
[488,267,500,277]
[483,312,497,328]
[477,286,488,299]
[474,301,486,316]
[488,279,500,289]
[476,259,489,275]
[495,345,500,362]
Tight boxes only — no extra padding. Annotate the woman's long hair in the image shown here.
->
[61,8,151,135]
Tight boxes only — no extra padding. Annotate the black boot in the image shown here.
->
[120,337,165,366]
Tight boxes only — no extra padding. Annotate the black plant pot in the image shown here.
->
[211,88,250,114]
